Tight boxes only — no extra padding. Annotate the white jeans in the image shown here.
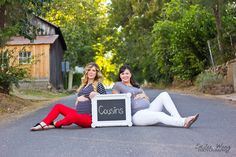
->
[132,92,186,127]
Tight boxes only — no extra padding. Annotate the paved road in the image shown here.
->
[0,89,236,157]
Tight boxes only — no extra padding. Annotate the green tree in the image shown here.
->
[43,0,115,87]
[108,0,167,83]
[44,0,108,68]
[93,41,117,86]
[0,0,51,94]
[194,0,236,62]
[0,0,51,47]
[108,0,236,85]
[0,49,29,94]
[152,1,215,82]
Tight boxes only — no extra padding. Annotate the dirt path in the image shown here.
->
[0,92,67,124]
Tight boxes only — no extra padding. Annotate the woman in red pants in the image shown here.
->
[30,62,106,131]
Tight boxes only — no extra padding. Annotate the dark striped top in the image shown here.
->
[76,82,106,114]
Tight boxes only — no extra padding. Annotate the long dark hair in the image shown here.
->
[118,64,140,88]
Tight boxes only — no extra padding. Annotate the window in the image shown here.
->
[19,52,32,64]
[0,51,8,67]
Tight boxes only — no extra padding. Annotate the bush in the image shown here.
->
[195,71,223,91]
[72,73,83,88]
[0,49,29,94]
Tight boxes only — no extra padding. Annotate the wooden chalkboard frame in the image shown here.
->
[91,93,132,128]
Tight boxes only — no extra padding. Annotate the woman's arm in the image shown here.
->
[75,95,90,108]
[89,83,107,99]
[97,83,106,94]
[111,82,121,94]
[134,89,149,100]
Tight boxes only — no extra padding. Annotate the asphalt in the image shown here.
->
[214,92,236,102]
[166,88,236,105]
[0,89,236,157]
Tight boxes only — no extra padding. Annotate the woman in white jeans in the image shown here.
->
[112,65,199,128]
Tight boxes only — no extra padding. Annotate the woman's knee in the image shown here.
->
[54,104,64,109]
[159,91,169,97]
[132,111,148,125]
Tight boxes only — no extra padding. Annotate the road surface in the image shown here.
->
[0,89,235,157]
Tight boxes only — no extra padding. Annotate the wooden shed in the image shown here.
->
[4,16,67,90]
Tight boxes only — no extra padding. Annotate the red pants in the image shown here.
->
[42,104,92,128]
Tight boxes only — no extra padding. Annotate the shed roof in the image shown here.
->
[34,16,67,50]
[6,35,59,45]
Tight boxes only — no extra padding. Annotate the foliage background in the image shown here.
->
[1,0,236,89]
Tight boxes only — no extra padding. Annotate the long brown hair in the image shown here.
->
[77,62,103,92]
[118,64,140,88]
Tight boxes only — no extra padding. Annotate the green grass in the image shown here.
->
[18,89,71,99]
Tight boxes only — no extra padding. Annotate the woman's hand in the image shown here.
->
[75,95,89,107]
[134,93,149,100]
[112,90,119,94]
[89,91,98,99]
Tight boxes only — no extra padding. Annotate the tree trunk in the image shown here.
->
[212,1,224,56]
[0,5,5,28]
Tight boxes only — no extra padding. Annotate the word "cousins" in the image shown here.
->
[98,105,124,115]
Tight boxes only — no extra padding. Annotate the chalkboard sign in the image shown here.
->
[91,93,132,128]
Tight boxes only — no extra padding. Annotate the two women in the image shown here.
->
[31,63,199,130]
[30,62,106,131]
[112,64,199,128]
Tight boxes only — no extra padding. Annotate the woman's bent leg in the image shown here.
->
[132,109,185,127]
[55,113,92,128]
[149,92,182,118]
[73,114,92,128]
[42,104,76,125]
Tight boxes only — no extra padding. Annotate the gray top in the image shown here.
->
[112,82,150,115]
[76,82,106,114]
